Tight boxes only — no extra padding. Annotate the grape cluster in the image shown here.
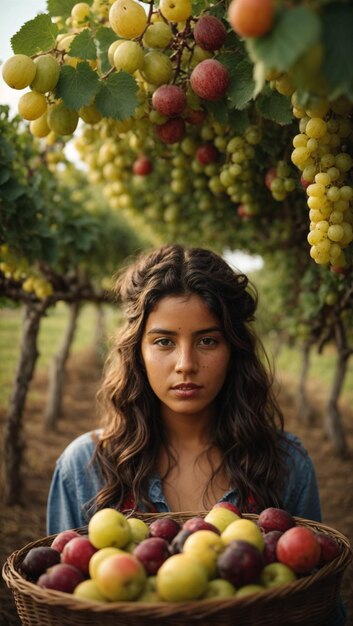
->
[0,245,53,299]
[290,97,353,268]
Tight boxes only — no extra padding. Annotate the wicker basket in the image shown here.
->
[2,512,352,626]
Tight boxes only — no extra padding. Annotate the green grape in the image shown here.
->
[113,41,144,73]
[2,54,36,89]
[18,91,47,120]
[31,55,60,93]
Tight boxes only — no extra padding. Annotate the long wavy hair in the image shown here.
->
[92,244,288,514]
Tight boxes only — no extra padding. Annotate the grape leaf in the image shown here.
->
[55,62,100,110]
[228,59,255,110]
[228,109,249,134]
[204,98,229,124]
[69,29,97,60]
[95,72,138,120]
[95,26,119,74]
[246,7,321,73]
[46,0,92,19]
[11,14,58,56]
[321,3,353,96]
[255,90,293,126]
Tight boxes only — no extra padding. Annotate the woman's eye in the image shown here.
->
[155,338,173,347]
[199,337,217,346]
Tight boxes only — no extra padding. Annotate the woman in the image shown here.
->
[47,243,321,532]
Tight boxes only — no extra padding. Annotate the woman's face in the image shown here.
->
[141,294,231,424]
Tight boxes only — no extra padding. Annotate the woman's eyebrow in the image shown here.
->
[146,326,223,335]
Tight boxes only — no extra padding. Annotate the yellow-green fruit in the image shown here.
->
[108,39,125,65]
[141,51,173,85]
[73,579,107,602]
[143,22,173,49]
[109,0,148,39]
[79,103,102,124]
[31,55,60,93]
[2,54,37,90]
[29,112,50,137]
[113,41,144,73]
[160,0,192,22]
[18,91,47,120]
[71,2,91,21]
[47,102,79,135]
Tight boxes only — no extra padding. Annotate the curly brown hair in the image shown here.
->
[92,244,287,513]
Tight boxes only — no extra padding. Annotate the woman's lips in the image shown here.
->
[171,383,202,398]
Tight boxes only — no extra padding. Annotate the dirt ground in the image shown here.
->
[0,348,352,625]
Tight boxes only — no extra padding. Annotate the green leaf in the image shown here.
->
[246,7,321,73]
[95,26,119,74]
[11,14,58,56]
[322,3,353,96]
[255,90,293,126]
[204,98,229,124]
[216,50,244,72]
[95,72,138,120]
[0,169,11,186]
[68,29,97,60]
[55,62,100,110]
[47,0,92,19]
[228,109,249,134]
[228,59,255,110]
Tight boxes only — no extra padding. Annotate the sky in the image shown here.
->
[0,1,263,274]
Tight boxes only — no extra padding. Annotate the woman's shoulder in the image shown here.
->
[56,429,102,468]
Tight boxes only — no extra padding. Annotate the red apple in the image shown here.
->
[50,530,80,553]
[183,516,220,534]
[194,15,227,51]
[133,537,170,575]
[61,536,97,576]
[258,507,296,534]
[196,143,219,165]
[21,547,61,580]
[155,117,186,144]
[263,530,283,564]
[185,108,207,125]
[265,167,276,190]
[212,502,242,517]
[149,517,181,542]
[132,155,153,176]
[190,59,230,101]
[276,526,321,574]
[217,540,265,587]
[169,529,194,554]
[37,563,84,593]
[152,84,187,117]
[316,532,341,566]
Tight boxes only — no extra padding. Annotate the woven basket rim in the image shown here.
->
[2,513,352,617]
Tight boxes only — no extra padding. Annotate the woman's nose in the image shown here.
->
[174,345,197,373]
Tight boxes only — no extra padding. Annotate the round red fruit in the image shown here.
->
[228,0,274,38]
[152,84,187,118]
[196,143,219,165]
[190,59,229,102]
[194,15,227,51]
[133,155,153,176]
[265,168,277,190]
[185,108,207,125]
[276,526,321,574]
[155,117,186,144]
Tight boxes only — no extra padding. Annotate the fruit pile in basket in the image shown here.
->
[19,504,341,603]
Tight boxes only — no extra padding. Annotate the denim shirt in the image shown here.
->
[47,429,322,534]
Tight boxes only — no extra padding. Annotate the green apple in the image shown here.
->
[89,546,124,579]
[204,507,240,532]
[95,553,146,601]
[88,508,132,549]
[127,517,150,543]
[260,562,297,588]
[221,519,265,551]
[202,578,236,599]
[236,584,265,597]
[156,553,208,601]
[182,530,225,578]
[73,579,108,602]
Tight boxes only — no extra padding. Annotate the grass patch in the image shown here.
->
[0,302,122,408]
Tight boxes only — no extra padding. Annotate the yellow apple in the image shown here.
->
[156,553,208,601]
[127,517,150,543]
[89,546,124,579]
[182,530,225,578]
[204,507,240,532]
[88,508,132,549]
[95,553,146,601]
[221,519,265,552]
[73,579,108,602]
